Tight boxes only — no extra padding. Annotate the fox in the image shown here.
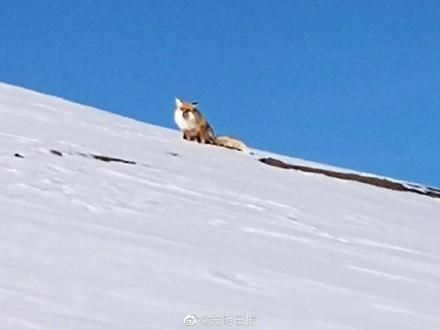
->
[174,98,247,152]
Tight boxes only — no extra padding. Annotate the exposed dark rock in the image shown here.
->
[90,154,136,165]
[50,149,63,157]
[51,149,136,165]
[14,153,24,158]
[259,157,440,199]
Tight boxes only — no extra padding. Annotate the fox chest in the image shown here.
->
[174,110,198,131]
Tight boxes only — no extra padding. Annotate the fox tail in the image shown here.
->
[214,136,248,152]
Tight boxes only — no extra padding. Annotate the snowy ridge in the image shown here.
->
[1,83,440,330]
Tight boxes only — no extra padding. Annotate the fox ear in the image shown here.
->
[192,102,198,108]
[175,98,183,107]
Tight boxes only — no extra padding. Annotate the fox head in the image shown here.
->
[175,98,198,112]
[174,98,202,130]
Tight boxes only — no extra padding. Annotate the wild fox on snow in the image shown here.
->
[174,98,247,152]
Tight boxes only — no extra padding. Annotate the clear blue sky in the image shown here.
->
[1,1,439,186]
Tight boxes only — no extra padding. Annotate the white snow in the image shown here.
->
[0,82,439,330]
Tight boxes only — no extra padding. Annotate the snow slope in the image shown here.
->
[1,83,439,330]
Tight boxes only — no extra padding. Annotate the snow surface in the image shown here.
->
[1,82,440,330]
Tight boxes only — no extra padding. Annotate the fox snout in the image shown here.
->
[182,110,192,119]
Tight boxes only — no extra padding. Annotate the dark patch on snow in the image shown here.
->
[259,157,440,199]
[89,154,136,165]
[167,152,180,157]
[49,149,136,165]
[14,153,24,158]
[50,149,63,157]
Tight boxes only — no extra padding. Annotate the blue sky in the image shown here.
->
[1,1,439,186]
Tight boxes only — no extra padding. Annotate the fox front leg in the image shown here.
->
[184,130,198,141]
[183,131,195,140]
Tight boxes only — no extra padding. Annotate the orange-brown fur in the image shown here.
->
[174,98,247,152]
